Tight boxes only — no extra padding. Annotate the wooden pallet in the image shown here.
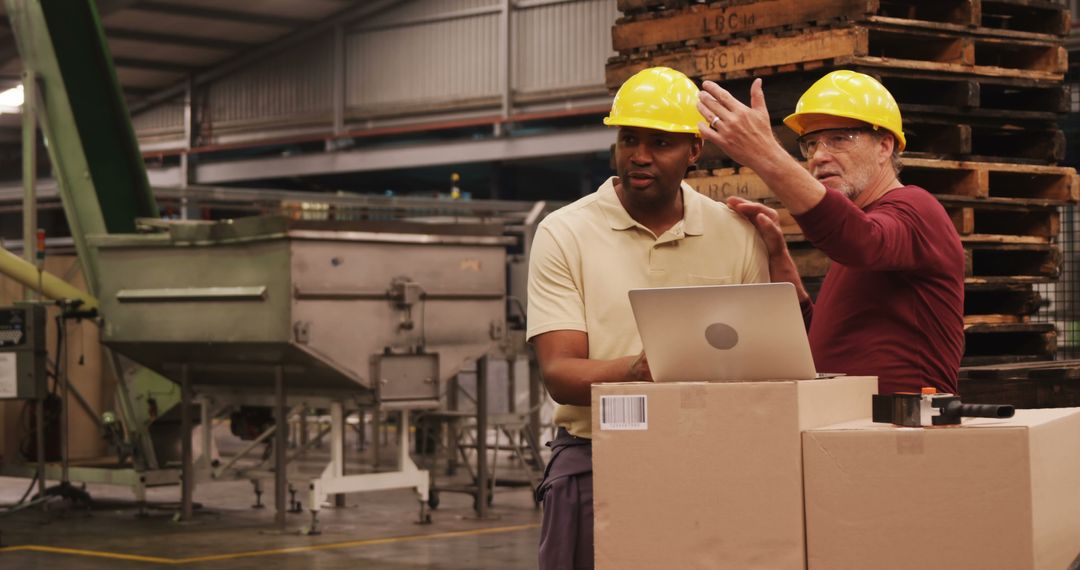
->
[962,359,1080,381]
[686,166,775,201]
[686,159,1078,202]
[606,24,1067,88]
[613,0,1068,52]
[941,196,1059,244]
[693,122,1070,169]
[802,278,1045,324]
[719,69,1069,122]
[788,243,1060,280]
[966,243,1060,279]
[965,283,1043,319]
[980,0,1072,37]
[903,158,1077,200]
[616,0,697,16]
[770,196,1059,244]
[959,359,1080,408]
[961,322,1056,366]
[614,0,896,51]
[902,119,1064,164]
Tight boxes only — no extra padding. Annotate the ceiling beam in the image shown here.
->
[114,56,194,73]
[130,2,310,28]
[121,85,161,98]
[94,0,149,16]
[105,27,252,51]
[0,0,149,76]
[129,0,409,115]
[146,126,615,186]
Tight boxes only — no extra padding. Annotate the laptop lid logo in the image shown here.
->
[705,323,738,350]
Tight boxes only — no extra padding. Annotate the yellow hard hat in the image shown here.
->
[783,70,906,151]
[603,67,704,135]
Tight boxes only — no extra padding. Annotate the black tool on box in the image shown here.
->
[872,388,1015,427]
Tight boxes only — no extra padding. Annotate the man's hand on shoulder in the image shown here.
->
[726,197,785,254]
[726,197,810,303]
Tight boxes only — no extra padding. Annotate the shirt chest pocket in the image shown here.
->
[687,274,733,286]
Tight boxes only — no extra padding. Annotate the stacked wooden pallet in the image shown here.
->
[608,0,1078,368]
[958,359,1080,406]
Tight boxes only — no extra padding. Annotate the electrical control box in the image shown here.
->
[0,303,48,399]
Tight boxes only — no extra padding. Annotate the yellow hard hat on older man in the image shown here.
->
[603,67,705,135]
[784,70,907,151]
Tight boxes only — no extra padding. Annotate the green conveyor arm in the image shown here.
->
[5,0,158,293]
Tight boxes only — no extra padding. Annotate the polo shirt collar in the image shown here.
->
[597,176,704,236]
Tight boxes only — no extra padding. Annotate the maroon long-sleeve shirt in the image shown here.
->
[794,186,965,395]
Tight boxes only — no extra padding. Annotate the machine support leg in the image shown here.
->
[59,324,70,487]
[274,365,287,530]
[135,480,148,517]
[356,409,367,452]
[476,356,489,518]
[448,375,460,475]
[200,396,212,469]
[299,409,308,450]
[251,479,265,509]
[35,395,45,507]
[330,402,345,507]
[507,356,517,414]
[180,363,194,522]
[373,410,382,468]
[507,356,518,455]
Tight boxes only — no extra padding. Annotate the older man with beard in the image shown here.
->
[697,70,965,396]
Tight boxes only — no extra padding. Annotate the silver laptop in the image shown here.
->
[628,282,817,382]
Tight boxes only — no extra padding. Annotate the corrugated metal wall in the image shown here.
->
[133,0,616,142]
[206,36,334,128]
[363,0,500,27]
[346,10,501,115]
[131,97,184,137]
[514,0,616,98]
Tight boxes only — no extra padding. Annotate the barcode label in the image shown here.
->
[600,395,648,430]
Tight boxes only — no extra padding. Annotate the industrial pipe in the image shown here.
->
[0,246,98,311]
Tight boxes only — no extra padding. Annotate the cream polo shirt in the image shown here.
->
[526,176,769,438]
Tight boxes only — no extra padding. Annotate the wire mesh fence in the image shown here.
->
[1033,204,1080,359]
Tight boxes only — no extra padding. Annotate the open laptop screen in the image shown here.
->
[628,283,817,382]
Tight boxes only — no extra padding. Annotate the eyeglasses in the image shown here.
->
[796,128,872,159]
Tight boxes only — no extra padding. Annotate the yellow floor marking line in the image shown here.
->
[0,545,175,564]
[0,522,540,565]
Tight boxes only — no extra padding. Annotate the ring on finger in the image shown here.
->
[709,115,720,128]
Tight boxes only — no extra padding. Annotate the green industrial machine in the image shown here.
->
[1,0,186,503]
[2,0,526,530]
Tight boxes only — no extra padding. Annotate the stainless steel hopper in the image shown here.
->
[90,215,511,407]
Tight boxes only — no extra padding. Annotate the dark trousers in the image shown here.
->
[537,428,594,570]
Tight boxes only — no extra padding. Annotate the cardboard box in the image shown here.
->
[803,409,1080,570]
[591,376,877,570]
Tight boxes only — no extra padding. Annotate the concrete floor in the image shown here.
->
[0,424,545,569]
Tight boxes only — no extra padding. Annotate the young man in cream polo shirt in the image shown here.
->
[527,67,769,569]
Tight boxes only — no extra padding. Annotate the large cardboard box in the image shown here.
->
[591,376,877,570]
[803,409,1080,570]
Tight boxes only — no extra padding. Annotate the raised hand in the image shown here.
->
[697,78,785,170]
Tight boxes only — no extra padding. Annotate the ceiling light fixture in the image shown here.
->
[0,85,25,114]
